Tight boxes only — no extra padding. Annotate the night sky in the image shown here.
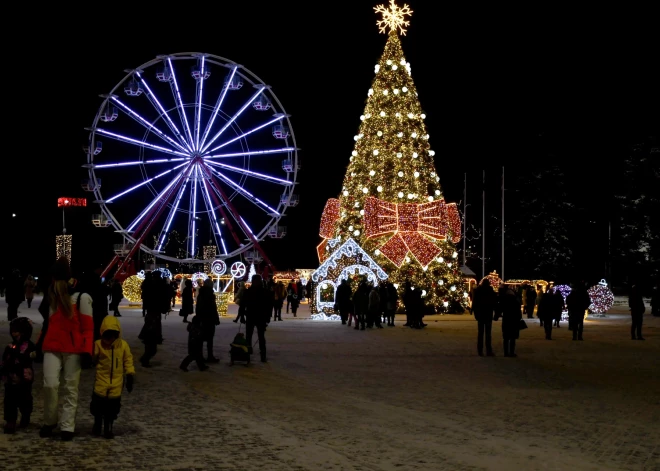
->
[4,1,658,281]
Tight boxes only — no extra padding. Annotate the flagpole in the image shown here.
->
[463,172,467,268]
[482,169,485,279]
[501,166,505,281]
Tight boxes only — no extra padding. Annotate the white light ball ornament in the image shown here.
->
[398,171,404,177]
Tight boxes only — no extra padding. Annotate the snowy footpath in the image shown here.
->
[0,296,658,471]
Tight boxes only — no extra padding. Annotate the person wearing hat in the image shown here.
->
[1,317,36,433]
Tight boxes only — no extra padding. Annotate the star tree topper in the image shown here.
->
[374,0,413,36]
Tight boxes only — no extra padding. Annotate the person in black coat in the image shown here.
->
[242,274,274,362]
[495,284,523,357]
[109,279,123,317]
[538,287,559,340]
[351,281,370,331]
[566,281,591,341]
[195,278,220,361]
[5,270,25,322]
[553,289,564,327]
[180,279,194,323]
[138,271,167,367]
[140,271,152,318]
[179,315,208,372]
[384,282,398,326]
[628,282,646,340]
[471,278,498,356]
[334,278,352,325]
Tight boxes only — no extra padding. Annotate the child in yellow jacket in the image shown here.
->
[90,316,135,439]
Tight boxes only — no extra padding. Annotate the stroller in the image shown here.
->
[229,332,250,366]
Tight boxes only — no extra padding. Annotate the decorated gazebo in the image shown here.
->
[310,238,388,314]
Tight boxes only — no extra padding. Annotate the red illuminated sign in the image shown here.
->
[58,197,87,208]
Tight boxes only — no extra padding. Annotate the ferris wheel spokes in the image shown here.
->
[135,71,191,152]
[193,56,207,151]
[207,166,280,216]
[92,128,188,158]
[166,57,195,149]
[93,158,187,169]
[205,115,285,154]
[199,65,238,150]
[109,96,190,154]
[200,86,267,154]
[126,164,193,232]
[200,176,228,255]
[204,147,296,160]
[155,170,192,252]
[206,160,294,185]
[188,167,201,257]
[105,163,188,204]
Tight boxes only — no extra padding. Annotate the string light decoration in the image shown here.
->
[319,198,341,239]
[121,275,143,303]
[310,238,388,314]
[374,0,413,35]
[153,267,172,280]
[248,262,256,280]
[191,272,208,287]
[311,313,342,321]
[318,199,341,262]
[587,279,614,315]
[481,271,502,292]
[55,235,72,262]
[555,284,572,301]
[203,245,217,272]
[326,4,466,312]
[363,196,461,267]
[532,280,549,292]
[216,292,231,316]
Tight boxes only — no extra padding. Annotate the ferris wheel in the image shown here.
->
[82,52,299,275]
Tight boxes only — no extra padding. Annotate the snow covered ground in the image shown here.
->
[0,296,658,471]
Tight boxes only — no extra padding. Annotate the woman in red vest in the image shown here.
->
[38,257,94,441]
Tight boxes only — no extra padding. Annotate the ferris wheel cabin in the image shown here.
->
[82,141,102,156]
[124,79,143,97]
[100,105,118,122]
[81,178,101,192]
[268,225,287,238]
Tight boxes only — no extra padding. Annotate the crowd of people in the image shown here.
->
[0,261,657,440]
[0,259,279,440]
[470,278,653,357]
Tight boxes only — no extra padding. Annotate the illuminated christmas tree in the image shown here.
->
[322,1,465,312]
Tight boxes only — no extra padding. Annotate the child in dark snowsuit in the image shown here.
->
[179,316,209,372]
[1,317,36,433]
[91,316,135,439]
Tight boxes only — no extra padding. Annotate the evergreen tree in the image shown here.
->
[331,2,464,311]
[613,137,660,282]
[506,164,573,281]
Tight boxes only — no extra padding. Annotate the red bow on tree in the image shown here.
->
[363,196,461,267]
[317,198,341,262]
